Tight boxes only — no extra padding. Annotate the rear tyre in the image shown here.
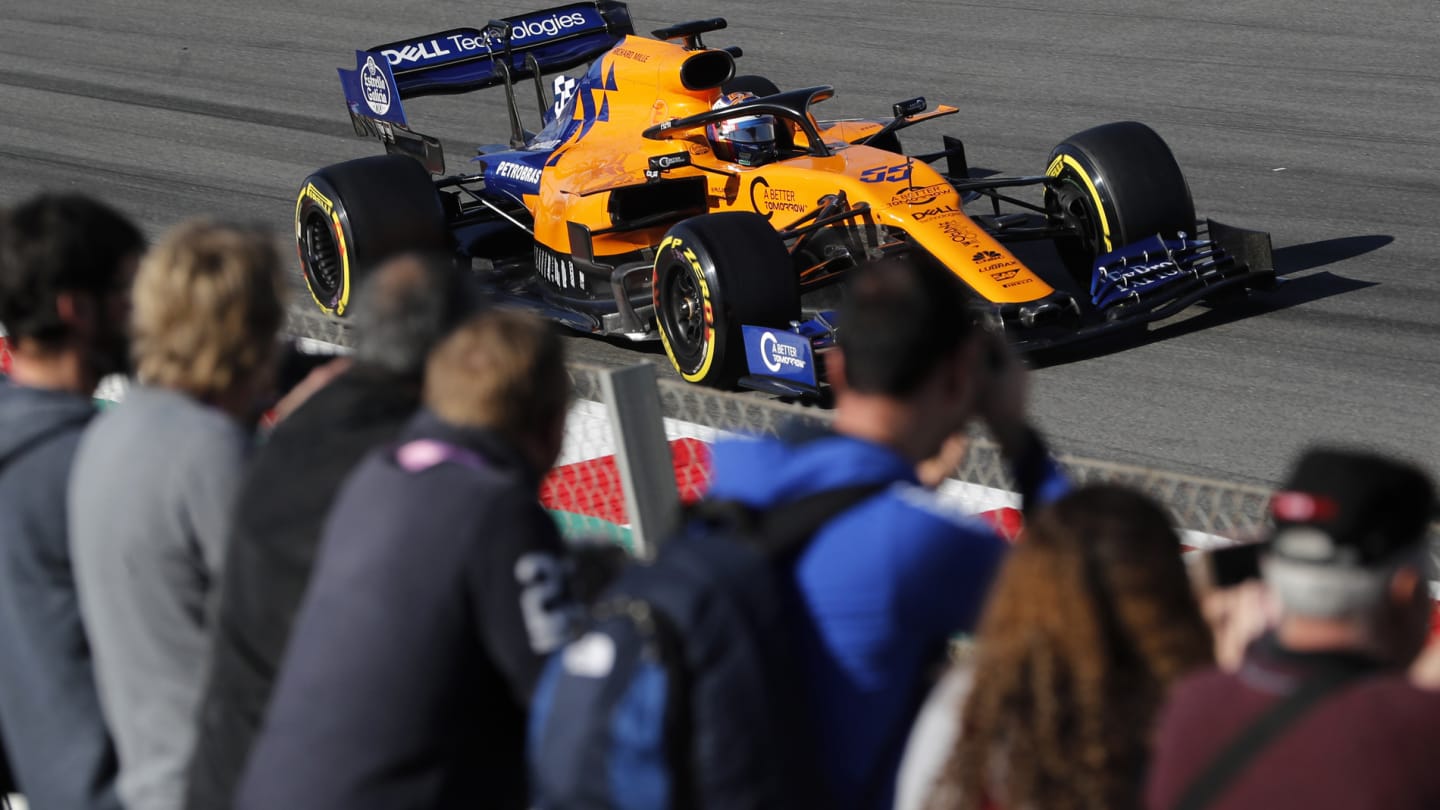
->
[1043,121,1196,283]
[295,155,448,316]
[722,75,780,97]
[652,213,799,388]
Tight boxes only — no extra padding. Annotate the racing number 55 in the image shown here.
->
[859,162,912,183]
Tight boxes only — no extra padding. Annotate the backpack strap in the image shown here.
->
[1171,665,1370,810]
[690,482,891,559]
[753,483,892,556]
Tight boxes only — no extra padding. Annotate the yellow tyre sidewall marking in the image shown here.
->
[295,182,351,317]
[1045,154,1112,253]
[653,236,717,383]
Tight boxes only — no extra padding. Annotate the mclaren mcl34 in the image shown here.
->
[296,1,1274,396]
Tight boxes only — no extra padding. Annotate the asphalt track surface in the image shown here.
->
[3,0,1437,487]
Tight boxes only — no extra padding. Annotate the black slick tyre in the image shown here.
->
[652,212,799,388]
[1044,121,1196,282]
[295,154,448,317]
[722,75,780,97]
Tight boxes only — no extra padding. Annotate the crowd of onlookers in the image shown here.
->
[0,190,1437,810]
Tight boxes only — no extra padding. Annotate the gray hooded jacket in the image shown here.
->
[0,378,121,810]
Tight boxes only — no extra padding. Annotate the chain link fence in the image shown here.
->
[288,309,1440,549]
[574,363,1275,542]
[544,398,636,552]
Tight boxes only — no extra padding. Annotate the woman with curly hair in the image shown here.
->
[902,484,1214,810]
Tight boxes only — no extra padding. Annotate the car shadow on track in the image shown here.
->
[1028,234,1392,368]
[595,235,1392,387]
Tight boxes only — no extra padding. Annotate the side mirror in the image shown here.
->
[646,151,692,180]
[892,97,927,119]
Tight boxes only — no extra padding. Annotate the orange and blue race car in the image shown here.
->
[296,1,1274,397]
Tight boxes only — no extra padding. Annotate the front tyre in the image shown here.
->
[295,155,448,316]
[652,213,799,388]
[1044,121,1196,282]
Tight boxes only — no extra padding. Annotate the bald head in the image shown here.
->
[350,254,478,376]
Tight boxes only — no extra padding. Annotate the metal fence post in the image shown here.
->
[600,363,681,558]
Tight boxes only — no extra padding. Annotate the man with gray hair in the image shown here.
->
[184,253,480,810]
[1147,447,1440,810]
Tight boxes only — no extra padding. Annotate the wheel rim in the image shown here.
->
[660,260,707,368]
[1050,178,1108,262]
[301,210,341,302]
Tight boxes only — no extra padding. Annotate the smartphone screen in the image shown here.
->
[1210,542,1265,588]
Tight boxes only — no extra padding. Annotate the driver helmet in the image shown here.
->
[707,91,779,168]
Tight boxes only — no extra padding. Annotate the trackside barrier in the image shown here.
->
[598,364,680,558]
[576,363,1300,544]
[285,311,1440,554]
[286,309,1279,542]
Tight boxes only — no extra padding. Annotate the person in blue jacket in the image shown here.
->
[705,256,1068,810]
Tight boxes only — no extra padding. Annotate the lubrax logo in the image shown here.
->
[972,250,1003,262]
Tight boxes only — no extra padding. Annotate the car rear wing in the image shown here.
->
[338,1,633,172]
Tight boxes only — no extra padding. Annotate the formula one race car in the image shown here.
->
[296,1,1274,396]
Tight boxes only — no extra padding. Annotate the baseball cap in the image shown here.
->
[1268,447,1437,567]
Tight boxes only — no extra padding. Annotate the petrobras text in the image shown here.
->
[495,161,543,185]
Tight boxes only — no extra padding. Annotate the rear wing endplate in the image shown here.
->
[338,2,632,173]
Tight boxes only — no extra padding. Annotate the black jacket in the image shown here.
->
[186,366,421,810]
[234,409,576,810]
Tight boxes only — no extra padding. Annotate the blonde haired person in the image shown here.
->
[69,221,285,810]
[185,254,480,810]
[128,220,285,409]
[238,311,578,810]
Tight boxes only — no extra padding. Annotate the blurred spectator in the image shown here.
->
[1196,579,1275,673]
[69,221,285,810]
[0,193,142,810]
[1146,447,1440,809]
[1408,623,1440,688]
[902,485,1214,810]
[703,257,1067,809]
[1187,543,1277,673]
[237,311,578,810]
[916,432,971,490]
[184,254,479,810]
